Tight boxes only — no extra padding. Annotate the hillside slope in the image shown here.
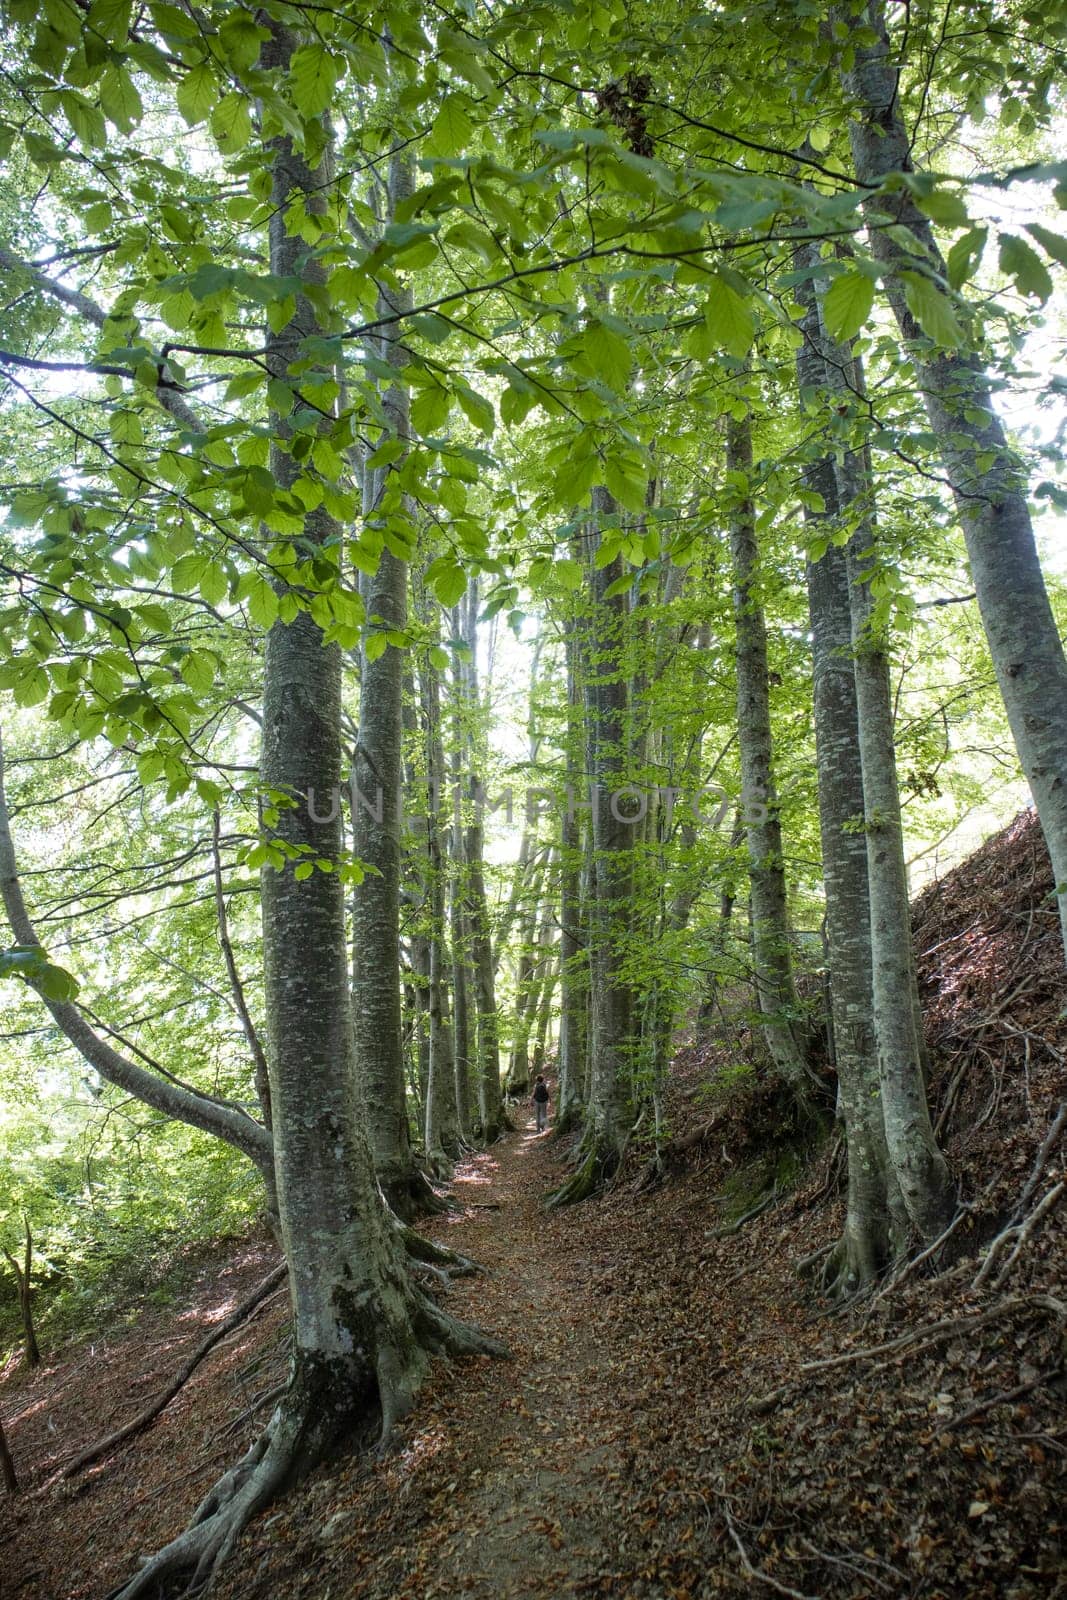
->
[2,810,1064,1599]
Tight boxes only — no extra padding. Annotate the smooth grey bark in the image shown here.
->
[418,602,459,1167]
[350,152,437,1220]
[549,489,634,1203]
[725,412,810,1090]
[556,605,588,1134]
[838,0,1067,961]
[0,726,275,1184]
[211,809,273,1134]
[110,33,502,1595]
[447,641,474,1144]
[804,283,955,1242]
[795,249,905,1285]
[458,582,504,1142]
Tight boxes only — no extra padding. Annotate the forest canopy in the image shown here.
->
[1,0,1066,1595]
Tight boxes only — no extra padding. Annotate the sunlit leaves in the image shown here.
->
[290,44,339,116]
[899,272,964,347]
[822,271,875,342]
[211,93,252,152]
[430,94,473,156]
[581,319,633,392]
[998,233,1054,303]
[177,62,218,125]
[702,274,755,359]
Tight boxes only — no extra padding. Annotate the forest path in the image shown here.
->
[224,1116,729,1600]
[369,1119,643,1599]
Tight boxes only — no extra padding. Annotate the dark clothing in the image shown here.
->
[532,1083,549,1103]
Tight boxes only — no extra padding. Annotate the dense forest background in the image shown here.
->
[0,0,1065,1595]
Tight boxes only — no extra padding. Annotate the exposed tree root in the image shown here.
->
[379,1163,451,1223]
[708,1184,781,1239]
[545,1134,621,1209]
[108,1300,507,1600]
[60,1263,287,1482]
[398,1227,482,1283]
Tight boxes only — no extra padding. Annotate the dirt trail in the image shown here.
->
[215,1116,719,1600]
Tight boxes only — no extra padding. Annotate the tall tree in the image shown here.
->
[836,0,1067,961]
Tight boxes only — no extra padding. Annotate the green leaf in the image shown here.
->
[946,226,987,290]
[999,232,1053,303]
[1026,223,1067,270]
[917,187,970,229]
[554,558,582,591]
[247,578,279,629]
[703,274,754,359]
[430,94,473,156]
[86,0,131,41]
[290,44,339,116]
[822,270,875,342]
[99,66,143,131]
[411,384,452,436]
[455,385,495,435]
[365,631,387,662]
[428,559,468,608]
[899,271,964,347]
[211,92,252,152]
[177,62,217,125]
[428,645,450,670]
[583,319,632,392]
[180,649,216,693]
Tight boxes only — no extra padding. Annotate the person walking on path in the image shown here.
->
[531,1075,550,1133]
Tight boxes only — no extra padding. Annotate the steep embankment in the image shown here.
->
[3,810,1065,1599]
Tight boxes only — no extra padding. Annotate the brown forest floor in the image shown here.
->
[2,809,1066,1599]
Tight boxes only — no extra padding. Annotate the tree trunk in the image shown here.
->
[109,35,503,1594]
[419,606,460,1168]
[549,489,634,1204]
[459,582,504,1143]
[0,1413,17,1495]
[795,249,905,1286]
[805,281,955,1242]
[2,1217,40,1368]
[350,152,439,1222]
[838,0,1067,962]
[725,411,810,1091]
[0,727,275,1186]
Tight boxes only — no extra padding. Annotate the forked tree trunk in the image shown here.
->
[725,412,810,1091]
[805,284,954,1242]
[109,31,503,1597]
[795,252,906,1286]
[838,0,1067,962]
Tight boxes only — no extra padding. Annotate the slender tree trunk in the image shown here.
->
[556,613,588,1134]
[3,1218,40,1368]
[419,608,459,1168]
[725,412,810,1091]
[350,153,438,1221]
[0,729,275,1185]
[805,285,955,1241]
[838,0,1067,961]
[459,583,504,1142]
[549,489,634,1203]
[0,1413,17,1495]
[794,251,904,1284]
